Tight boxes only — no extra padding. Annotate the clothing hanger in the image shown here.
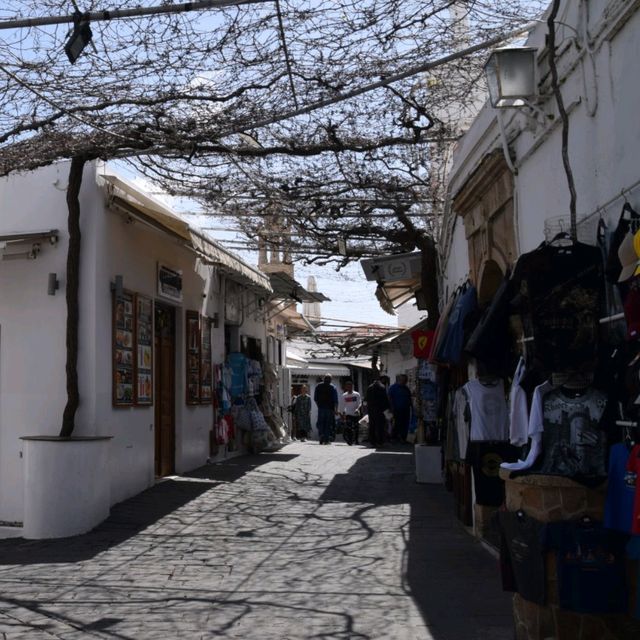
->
[624,424,638,449]
[620,190,640,227]
[548,231,575,249]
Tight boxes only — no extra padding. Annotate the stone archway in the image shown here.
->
[477,259,504,307]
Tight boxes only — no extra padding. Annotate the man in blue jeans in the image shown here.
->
[314,374,339,444]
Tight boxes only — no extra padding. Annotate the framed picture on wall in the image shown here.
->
[113,290,135,406]
[200,317,212,404]
[186,310,201,404]
[135,294,153,406]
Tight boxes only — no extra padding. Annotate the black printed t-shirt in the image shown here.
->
[510,242,603,373]
[466,441,518,506]
[544,520,628,614]
[528,387,608,482]
[498,511,546,604]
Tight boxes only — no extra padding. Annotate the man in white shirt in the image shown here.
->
[340,380,362,444]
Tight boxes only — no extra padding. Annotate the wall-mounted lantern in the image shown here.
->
[484,47,538,108]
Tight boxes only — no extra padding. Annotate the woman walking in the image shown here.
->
[292,385,312,441]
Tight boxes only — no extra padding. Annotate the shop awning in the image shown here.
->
[101,172,271,293]
[288,364,351,377]
[0,229,59,261]
[190,230,271,292]
[268,271,330,303]
[375,278,422,314]
[361,251,423,315]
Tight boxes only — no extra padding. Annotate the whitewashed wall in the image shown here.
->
[0,161,269,523]
[0,163,70,522]
[380,347,417,383]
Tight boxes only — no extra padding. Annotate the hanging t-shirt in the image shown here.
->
[509,357,529,447]
[463,379,509,442]
[604,442,636,534]
[421,379,438,423]
[626,443,640,535]
[453,387,470,460]
[544,519,628,614]
[437,285,478,365]
[501,381,554,472]
[465,272,513,375]
[466,441,518,506]
[528,387,608,480]
[428,292,458,362]
[510,242,603,373]
[498,510,546,605]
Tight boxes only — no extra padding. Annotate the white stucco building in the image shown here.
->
[0,161,272,529]
[440,0,640,296]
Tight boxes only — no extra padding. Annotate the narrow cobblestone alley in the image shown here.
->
[0,443,512,640]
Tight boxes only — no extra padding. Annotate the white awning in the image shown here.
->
[288,364,351,377]
[100,172,271,293]
[190,230,271,292]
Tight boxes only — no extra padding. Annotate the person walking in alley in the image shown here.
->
[365,375,391,448]
[389,374,412,443]
[292,385,312,442]
[314,374,339,444]
[340,380,362,445]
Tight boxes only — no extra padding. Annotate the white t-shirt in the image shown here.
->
[463,379,509,441]
[502,380,553,471]
[340,391,362,416]
[509,357,529,446]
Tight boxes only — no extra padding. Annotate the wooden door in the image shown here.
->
[154,303,175,476]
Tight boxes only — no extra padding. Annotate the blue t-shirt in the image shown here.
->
[545,519,628,614]
[437,285,477,364]
[604,442,636,533]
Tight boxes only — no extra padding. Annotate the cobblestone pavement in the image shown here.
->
[0,442,513,640]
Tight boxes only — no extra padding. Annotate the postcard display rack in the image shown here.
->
[113,291,153,407]
[186,310,213,405]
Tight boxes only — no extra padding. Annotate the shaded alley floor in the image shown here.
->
[0,443,513,640]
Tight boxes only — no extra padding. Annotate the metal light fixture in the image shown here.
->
[47,273,59,296]
[64,13,92,64]
[484,47,538,108]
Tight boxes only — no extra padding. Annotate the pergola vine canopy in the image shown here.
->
[0,1,545,175]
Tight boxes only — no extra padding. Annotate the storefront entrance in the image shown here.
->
[154,302,175,476]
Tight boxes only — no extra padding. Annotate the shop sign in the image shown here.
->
[361,252,422,282]
[157,262,183,303]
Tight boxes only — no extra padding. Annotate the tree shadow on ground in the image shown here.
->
[0,453,297,565]
[186,452,299,482]
[319,446,514,640]
[0,447,511,640]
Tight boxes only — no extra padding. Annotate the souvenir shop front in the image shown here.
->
[211,279,284,457]
[428,198,640,634]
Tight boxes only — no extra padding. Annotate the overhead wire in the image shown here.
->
[0,0,272,30]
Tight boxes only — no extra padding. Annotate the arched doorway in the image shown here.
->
[477,259,504,307]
